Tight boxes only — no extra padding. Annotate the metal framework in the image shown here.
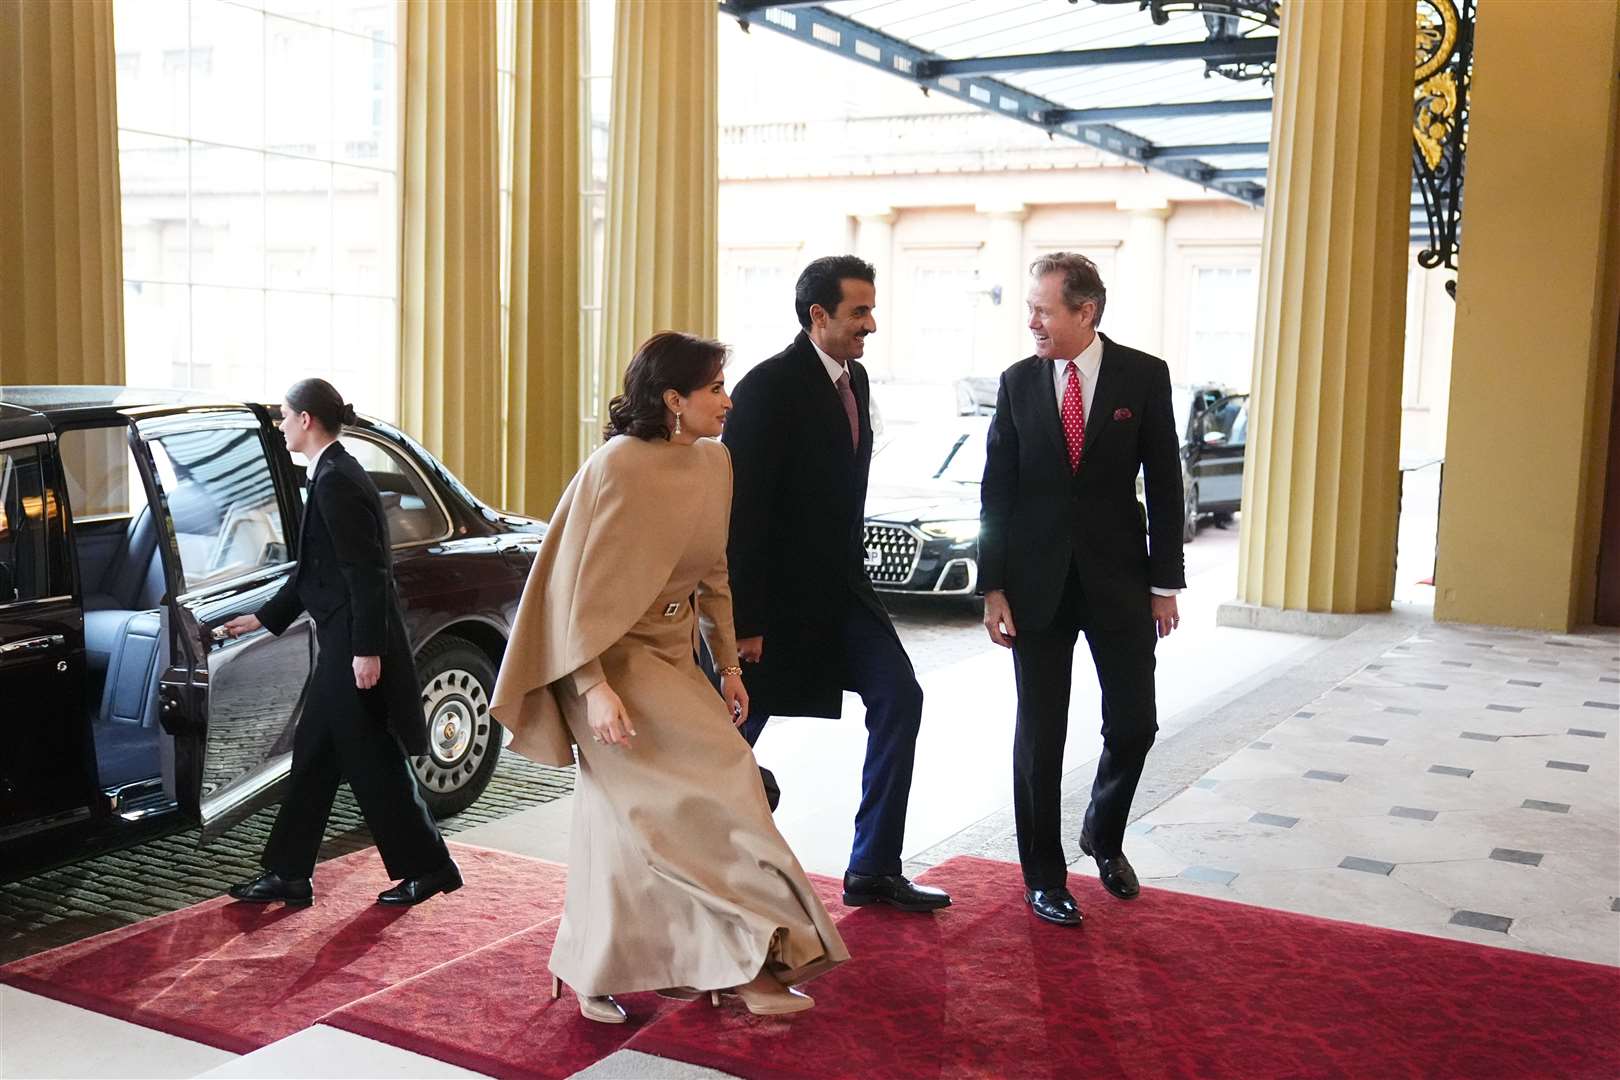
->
[718,2,1269,206]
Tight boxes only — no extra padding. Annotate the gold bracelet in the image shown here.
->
[719,665,743,677]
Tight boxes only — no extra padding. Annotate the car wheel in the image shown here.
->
[1183,483,1199,544]
[412,635,501,819]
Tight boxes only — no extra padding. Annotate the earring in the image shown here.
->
[674,412,683,435]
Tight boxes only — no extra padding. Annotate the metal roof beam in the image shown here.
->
[1210,167,1267,180]
[1042,99,1271,125]
[1150,142,1269,158]
[917,38,1276,79]
[717,2,1266,207]
[730,1,825,9]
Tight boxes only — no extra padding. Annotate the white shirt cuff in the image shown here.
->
[1150,587,1181,597]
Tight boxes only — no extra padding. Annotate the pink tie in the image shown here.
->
[1061,361,1085,472]
[835,369,860,450]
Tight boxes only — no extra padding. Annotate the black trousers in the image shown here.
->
[1011,562,1158,890]
[262,650,448,882]
[739,602,924,877]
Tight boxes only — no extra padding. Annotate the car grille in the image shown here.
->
[863,524,919,585]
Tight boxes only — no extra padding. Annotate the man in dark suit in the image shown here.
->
[222,380,459,907]
[723,255,949,913]
[979,253,1185,927]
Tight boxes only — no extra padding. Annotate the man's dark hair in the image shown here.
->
[794,254,876,330]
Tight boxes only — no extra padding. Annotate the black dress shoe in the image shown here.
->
[378,859,463,906]
[842,871,951,912]
[1025,887,1084,927]
[228,871,312,906]
[1079,829,1140,900]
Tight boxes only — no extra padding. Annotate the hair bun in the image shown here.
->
[341,402,357,426]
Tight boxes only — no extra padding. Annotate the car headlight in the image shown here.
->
[919,519,979,542]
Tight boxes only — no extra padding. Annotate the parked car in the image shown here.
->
[1126,382,1250,542]
[954,375,999,416]
[0,386,544,881]
[862,416,989,598]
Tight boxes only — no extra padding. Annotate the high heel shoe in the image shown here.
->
[552,974,627,1024]
[709,983,815,1016]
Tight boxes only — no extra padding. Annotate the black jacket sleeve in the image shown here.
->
[315,472,390,655]
[721,368,785,639]
[256,573,303,635]
[978,372,1018,594]
[1140,357,1187,590]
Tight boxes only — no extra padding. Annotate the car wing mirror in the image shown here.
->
[1202,431,1228,446]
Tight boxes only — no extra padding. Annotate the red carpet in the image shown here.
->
[630,856,1620,1080]
[321,872,851,1080]
[0,842,565,1054]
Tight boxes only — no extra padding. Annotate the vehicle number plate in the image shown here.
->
[864,545,883,569]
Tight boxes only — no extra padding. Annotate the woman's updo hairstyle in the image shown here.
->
[604,331,728,442]
[286,378,356,433]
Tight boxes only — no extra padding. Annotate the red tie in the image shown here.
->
[1061,360,1086,472]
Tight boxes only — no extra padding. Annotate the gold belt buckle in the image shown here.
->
[663,602,681,618]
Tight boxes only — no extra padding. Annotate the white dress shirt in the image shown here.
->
[1050,332,1104,425]
[1049,334,1180,598]
[809,336,847,383]
[304,438,336,484]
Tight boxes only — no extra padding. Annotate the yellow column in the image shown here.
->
[599,0,717,417]
[1434,1,1620,630]
[505,0,583,517]
[1235,3,1411,613]
[0,0,124,385]
[399,0,502,503]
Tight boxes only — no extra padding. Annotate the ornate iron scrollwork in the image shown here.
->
[1413,0,1473,295]
[1092,1,1280,82]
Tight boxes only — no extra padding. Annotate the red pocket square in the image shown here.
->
[1113,407,1133,421]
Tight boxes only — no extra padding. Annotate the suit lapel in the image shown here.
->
[1080,336,1122,465]
[795,333,859,463]
[1029,357,1069,468]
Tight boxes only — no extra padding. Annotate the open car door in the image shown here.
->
[130,408,313,841]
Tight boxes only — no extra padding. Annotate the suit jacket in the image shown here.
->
[723,331,898,717]
[258,441,427,755]
[978,333,1186,634]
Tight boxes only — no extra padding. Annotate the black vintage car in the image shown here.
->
[0,387,543,881]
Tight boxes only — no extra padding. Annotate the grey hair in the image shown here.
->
[1030,252,1106,327]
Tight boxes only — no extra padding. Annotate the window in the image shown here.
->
[1198,396,1249,449]
[1186,265,1258,390]
[114,0,400,418]
[343,435,450,547]
[0,446,57,604]
[146,427,286,592]
[907,258,981,382]
[721,255,796,378]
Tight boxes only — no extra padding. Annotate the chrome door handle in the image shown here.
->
[0,634,66,656]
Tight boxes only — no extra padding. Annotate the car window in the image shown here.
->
[1200,396,1248,448]
[0,445,57,603]
[146,427,287,592]
[337,435,450,547]
[57,425,140,521]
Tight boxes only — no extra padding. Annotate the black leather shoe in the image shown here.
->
[378,859,463,906]
[1025,887,1084,926]
[1080,829,1140,900]
[842,871,951,912]
[228,871,312,906]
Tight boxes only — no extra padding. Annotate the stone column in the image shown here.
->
[978,202,1028,372]
[1433,0,1620,630]
[1232,3,1412,615]
[1116,202,1170,356]
[855,209,896,380]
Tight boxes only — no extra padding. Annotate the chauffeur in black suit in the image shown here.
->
[723,255,949,913]
[979,253,1185,927]
[223,379,459,907]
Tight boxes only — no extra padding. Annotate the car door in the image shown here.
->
[130,409,313,840]
[1193,395,1249,511]
[0,434,94,841]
